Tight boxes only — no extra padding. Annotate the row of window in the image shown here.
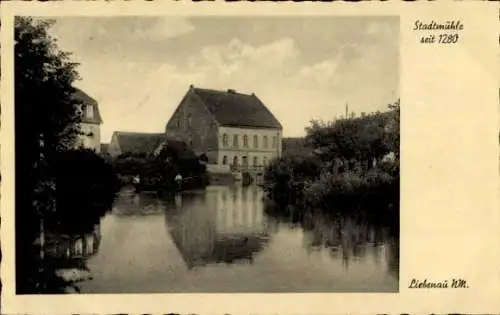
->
[222,155,270,166]
[222,134,278,149]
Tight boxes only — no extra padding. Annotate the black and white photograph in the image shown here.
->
[13,15,400,294]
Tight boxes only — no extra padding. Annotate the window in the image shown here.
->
[263,136,268,148]
[253,156,258,166]
[186,114,192,128]
[222,155,228,165]
[233,156,239,166]
[86,104,94,119]
[222,134,229,147]
[233,134,239,147]
[263,157,268,165]
[242,156,248,166]
[272,136,277,148]
[253,135,258,148]
[243,135,249,147]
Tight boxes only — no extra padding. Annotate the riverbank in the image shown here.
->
[264,159,398,214]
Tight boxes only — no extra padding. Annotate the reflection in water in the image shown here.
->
[165,186,270,269]
[300,211,398,272]
[46,224,100,259]
[44,223,102,285]
[111,187,169,216]
[69,185,399,293]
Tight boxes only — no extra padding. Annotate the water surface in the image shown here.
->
[72,185,398,293]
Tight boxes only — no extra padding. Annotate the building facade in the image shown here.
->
[72,88,102,153]
[165,86,283,169]
[217,126,281,169]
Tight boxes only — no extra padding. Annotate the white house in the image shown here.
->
[72,88,102,153]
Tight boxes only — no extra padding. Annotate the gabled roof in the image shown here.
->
[155,136,198,160]
[112,132,164,155]
[188,86,282,129]
[71,87,103,124]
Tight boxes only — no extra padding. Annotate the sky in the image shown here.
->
[48,16,399,143]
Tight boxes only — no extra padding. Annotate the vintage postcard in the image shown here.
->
[1,1,499,314]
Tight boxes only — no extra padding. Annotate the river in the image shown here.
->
[63,185,398,293]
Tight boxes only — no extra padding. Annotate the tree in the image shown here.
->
[114,153,148,176]
[305,101,399,170]
[386,99,400,158]
[52,149,119,234]
[15,17,82,293]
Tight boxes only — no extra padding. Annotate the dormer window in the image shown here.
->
[86,104,94,119]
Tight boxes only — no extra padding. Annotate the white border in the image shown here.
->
[1,2,499,314]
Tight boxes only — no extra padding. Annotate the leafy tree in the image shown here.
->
[15,17,82,293]
[305,101,399,170]
[51,149,120,234]
[114,153,148,176]
[385,99,400,158]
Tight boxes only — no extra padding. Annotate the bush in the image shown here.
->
[263,155,322,205]
[263,101,400,223]
[302,167,398,213]
[50,149,120,234]
[113,154,147,176]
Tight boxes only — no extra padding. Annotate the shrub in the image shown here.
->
[302,167,397,214]
[113,154,147,176]
[50,149,120,234]
[263,155,322,205]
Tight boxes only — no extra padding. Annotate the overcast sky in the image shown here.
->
[48,16,399,143]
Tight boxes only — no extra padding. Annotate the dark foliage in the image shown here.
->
[155,146,209,190]
[114,144,208,191]
[263,155,322,205]
[114,152,148,176]
[305,99,400,167]
[14,17,118,293]
[263,101,400,226]
[50,149,120,234]
[15,17,84,294]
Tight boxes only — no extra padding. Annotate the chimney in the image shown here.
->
[189,84,194,89]
[227,89,236,93]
